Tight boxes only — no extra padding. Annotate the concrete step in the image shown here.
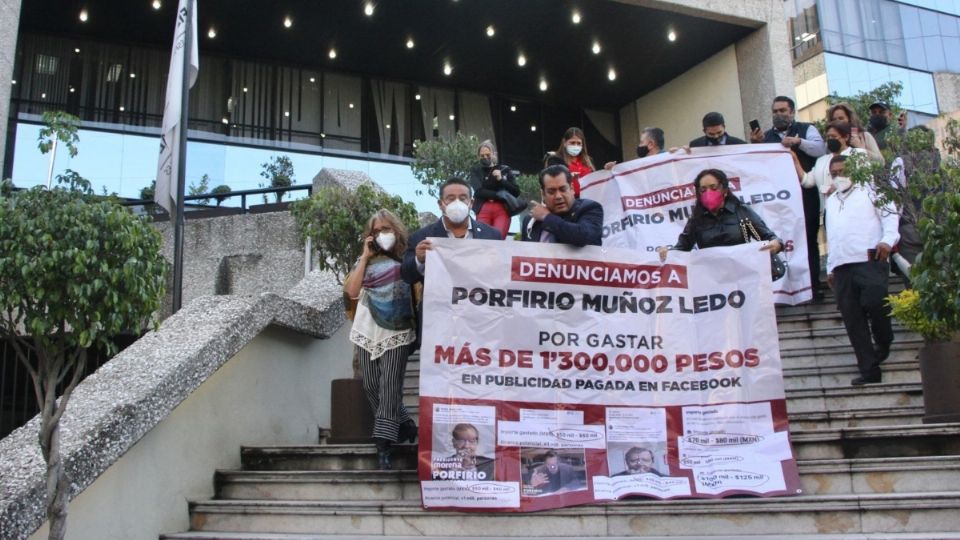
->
[247,423,960,471]
[162,532,960,540]
[781,359,920,390]
[776,311,903,332]
[183,492,960,536]
[214,455,960,501]
[788,406,923,430]
[777,328,920,350]
[779,341,919,369]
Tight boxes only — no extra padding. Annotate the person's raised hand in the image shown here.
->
[415,238,433,264]
[530,203,551,221]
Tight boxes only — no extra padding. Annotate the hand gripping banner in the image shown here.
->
[580,144,812,305]
[417,239,800,512]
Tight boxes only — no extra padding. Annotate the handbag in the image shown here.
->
[736,208,787,281]
[496,189,528,216]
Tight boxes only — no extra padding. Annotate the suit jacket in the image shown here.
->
[521,198,603,247]
[401,218,502,286]
[689,134,747,147]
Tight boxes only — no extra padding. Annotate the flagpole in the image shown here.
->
[171,0,193,314]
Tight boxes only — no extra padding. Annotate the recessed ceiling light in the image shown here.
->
[486,25,495,37]
[539,79,548,92]
[517,53,527,67]
[607,67,617,81]
[74,47,81,54]
[79,9,89,22]
[283,16,293,28]
[668,30,676,42]
[11,80,16,85]
[348,103,355,109]
[510,105,516,112]
[443,62,453,76]
[119,105,125,111]
[406,37,415,49]
[207,27,216,39]
[530,125,537,132]
[309,77,316,83]
[284,111,290,117]
[571,10,581,24]
[69,87,75,93]
[320,133,326,138]
[414,93,421,100]
[41,92,46,99]
[591,41,601,55]
[152,0,162,10]
[385,123,391,129]
[221,117,229,124]
[243,87,248,93]
[363,2,374,16]
[449,114,455,121]
[328,48,337,59]
[129,72,136,79]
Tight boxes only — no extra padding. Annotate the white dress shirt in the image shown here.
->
[824,183,900,274]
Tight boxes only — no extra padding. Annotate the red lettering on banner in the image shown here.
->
[621,177,741,211]
[511,257,688,289]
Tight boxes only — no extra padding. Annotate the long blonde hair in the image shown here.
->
[363,209,409,258]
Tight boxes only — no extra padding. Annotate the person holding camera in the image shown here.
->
[469,140,523,239]
[344,209,418,470]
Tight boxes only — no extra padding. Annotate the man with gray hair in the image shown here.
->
[637,127,665,158]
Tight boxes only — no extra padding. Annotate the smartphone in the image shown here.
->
[749,119,761,132]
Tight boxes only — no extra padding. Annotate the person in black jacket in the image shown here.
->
[521,164,603,247]
[689,112,747,147]
[658,169,782,260]
[469,140,522,239]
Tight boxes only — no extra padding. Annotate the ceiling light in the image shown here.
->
[152,0,162,9]
[571,10,581,24]
[607,67,617,81]
[283,16,293,28]
[119,105,125,111]
[221,117,229,124]
[74,47,81,54]
[348,103,355,109]
[414,93,421,100]
[207,27,216,39]
[320,133,326,138]
[363,2,374,16]
[41,92,47,98]
[486,25,495,37]
[443,62,453,76]
[449,114,455,121]
[328,48,337,59]
[539,79,548,92]
[510,105,516,112]
[309,77,316,83]
[592,41,601,55]
[242,87,248,93]
[284,111,290,117]
[69,87,75,93]
[801,32,816,43]
[11,80,16,85]
[406,37,415,49]
[79,9,89,22]
[668,30,676,42]
[385,123,391,129]
[530,125,537,132]
[517,53,527,67]
[129,73,136,78]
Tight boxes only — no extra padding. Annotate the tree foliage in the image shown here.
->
[260,155,295,202]
[0,178,167,539]
[291,182,419,283]
[211,184,232,206]
[823,81,904,134]
[37,111,81,158]
[188,174,211,205]
[410,132,480,198]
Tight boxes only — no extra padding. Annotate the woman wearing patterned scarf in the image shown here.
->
[344,209,418,470]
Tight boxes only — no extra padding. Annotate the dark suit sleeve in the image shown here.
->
[520,215,533,242]
[401,227,427,285]
[475,222,504,240]
[541,200,604,246]
[689,136,706,148]
[673,218,697,251]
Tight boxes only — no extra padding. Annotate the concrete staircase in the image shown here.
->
[162,290,960,539]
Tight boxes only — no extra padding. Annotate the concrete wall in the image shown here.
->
[28,324,353,540]
[935,71,960,114]
[620,45,745,154]
[0,0,22,175]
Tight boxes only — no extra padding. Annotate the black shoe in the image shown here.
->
[874,342,892,363]
[851,374,882,386]
[398,420,418,444]
[374,438,393,470]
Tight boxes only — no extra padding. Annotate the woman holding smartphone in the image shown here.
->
[555,127,596,198]
[344,209,418,470]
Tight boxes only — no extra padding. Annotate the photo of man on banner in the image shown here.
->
[521,448,587,497]
[430,422,496,481]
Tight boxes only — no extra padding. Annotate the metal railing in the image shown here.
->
[121,184,313,218]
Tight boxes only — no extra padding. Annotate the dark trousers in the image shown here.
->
[832,261,894,379]
[802,186,821,290]
[358,343,412,442]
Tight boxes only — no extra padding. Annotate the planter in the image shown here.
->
[327,378,374,444]
[248,201,291,214]
[919,338,960,424]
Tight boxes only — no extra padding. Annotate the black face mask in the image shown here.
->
[479,157,493,168]
[869,115,889,131]
[636,145,650,158]
[826,139,842,153]
[705,134,724,145]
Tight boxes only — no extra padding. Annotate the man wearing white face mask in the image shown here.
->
[824,155,900,386]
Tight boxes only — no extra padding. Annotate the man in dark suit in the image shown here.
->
[689,112,747,147]
[402,176,501,286]
[521,164,603,246]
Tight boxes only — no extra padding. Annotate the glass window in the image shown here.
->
[824,53,939,114]
[896,0,960,17]
[920,9,948,69]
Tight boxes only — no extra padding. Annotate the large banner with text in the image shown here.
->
[582,144,812,304]
[418,239,800,512]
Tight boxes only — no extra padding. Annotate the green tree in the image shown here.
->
[188,174,211,205]
[259,155,295,202]
[211,184,232,207]
[291,182,419,283]
[140,179,156,201]
[0,179,167,540]
[410,132,480,197]
[37,111,81,189]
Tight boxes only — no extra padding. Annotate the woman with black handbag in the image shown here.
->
[469,140,524,239]
[344,209,418,470]
[658,169,785,280]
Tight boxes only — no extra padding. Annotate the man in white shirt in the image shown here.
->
[824,155,900,385]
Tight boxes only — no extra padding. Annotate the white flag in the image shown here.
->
[155,0,199,215]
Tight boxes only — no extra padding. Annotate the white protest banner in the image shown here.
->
[580,144,811,305]
[417,239,800,512]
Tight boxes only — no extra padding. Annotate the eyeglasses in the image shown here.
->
[698,184,722,193]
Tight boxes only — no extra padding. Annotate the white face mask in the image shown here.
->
[565,144,583,157]
[444,200,470,224]
[375,232,396,252]
[833,176,853,193]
